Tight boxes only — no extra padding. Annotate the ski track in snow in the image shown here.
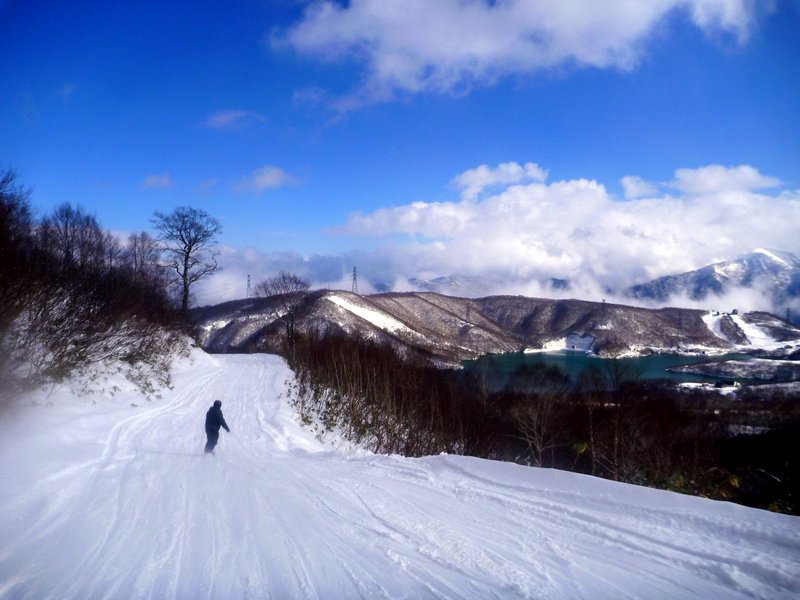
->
[1,353,799,599]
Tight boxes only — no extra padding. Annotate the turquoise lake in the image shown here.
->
[462,351,754,384]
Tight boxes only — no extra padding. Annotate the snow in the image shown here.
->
[326,294,416,337]
[525,338,569,353]
[730,314,790,351]
[702,312,726,340]
[1,351,799,599]
[526,335,595,354]
[200,319,233,332]
[703,311,793,352]
[754,247,791,268]
[677,382,739,396]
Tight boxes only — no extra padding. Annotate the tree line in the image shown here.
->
[290,330,799,514]
[0,168,221,403]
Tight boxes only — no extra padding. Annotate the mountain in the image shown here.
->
[192,290,800,362]
[627,249,800,311]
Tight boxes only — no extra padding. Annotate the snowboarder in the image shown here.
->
[204,400,230,454]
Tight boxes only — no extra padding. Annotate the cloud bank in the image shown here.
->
[340,162,799,294]
[194,247,394,307]
[198,161,800,316]
[277,0,768,107]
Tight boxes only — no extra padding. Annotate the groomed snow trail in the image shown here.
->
[1,353,798,599]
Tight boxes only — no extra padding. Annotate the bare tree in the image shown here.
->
[509,363,571,467]
[1,168,34,400]
[0,168,32,297]
[122,231,163,285]
[253,271,310,365]
[577,359,649,482]
[38,203,117,272]
[151,207,221,313]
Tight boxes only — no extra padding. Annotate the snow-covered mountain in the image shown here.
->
[1,351,798,598]
[193,290,800,362]
[628,248,800,310]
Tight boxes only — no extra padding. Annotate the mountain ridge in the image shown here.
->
[193,290,800,363]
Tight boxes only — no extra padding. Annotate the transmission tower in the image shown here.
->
[246,274,252,299]
[352,267,358,294]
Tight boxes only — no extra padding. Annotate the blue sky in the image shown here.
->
[2,0,799,305]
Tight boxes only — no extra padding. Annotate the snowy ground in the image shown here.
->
[1,351,798,599]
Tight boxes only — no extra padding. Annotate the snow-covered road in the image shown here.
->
[1,352,798,599]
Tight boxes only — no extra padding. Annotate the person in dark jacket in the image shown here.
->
[204,400,230,454]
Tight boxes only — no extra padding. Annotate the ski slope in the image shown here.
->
[1,352,798,599]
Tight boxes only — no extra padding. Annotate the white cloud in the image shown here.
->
[688,0,764,44]
[338,162,800,301]
[237,165,300,195]
[194,160,798,318]
[671,164,782,194]
[452,162,548,200]
[193,246,390,305]
[276,0,766,107]
[206,109,266,129]
[620,175,659,199]
[141,174,174,190]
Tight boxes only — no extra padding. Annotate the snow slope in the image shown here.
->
[1,352,798,599]
[326,293,418,337]
[730,313,789,351]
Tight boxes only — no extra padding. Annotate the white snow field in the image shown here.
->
[1,351,798,599]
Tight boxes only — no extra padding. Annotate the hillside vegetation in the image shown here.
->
[0,170,187,404]
[290,331,800,514]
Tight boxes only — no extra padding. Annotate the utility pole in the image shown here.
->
[352,267,358,294]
